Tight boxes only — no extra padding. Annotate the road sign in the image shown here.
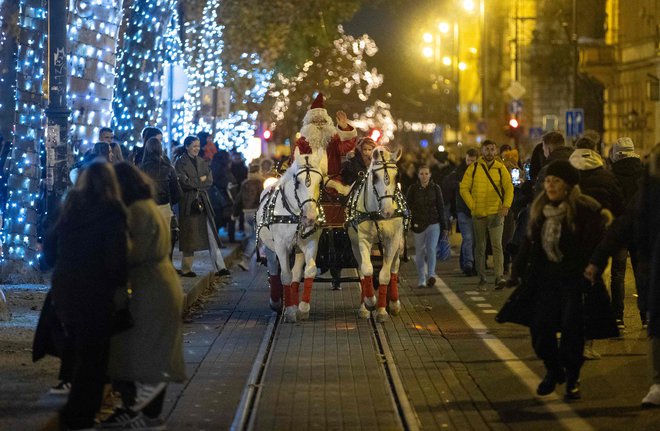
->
[565,108,584,137]
[508,99,523,114]
[506,81,526,100]
[528,127,543,141]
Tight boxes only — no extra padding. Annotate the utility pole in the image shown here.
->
[44,0,71,231]
[571,0,578,107]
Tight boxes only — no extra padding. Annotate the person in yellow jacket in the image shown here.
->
[459,140,514,288]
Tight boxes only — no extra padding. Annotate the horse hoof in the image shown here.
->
[376,308,389,323]
[284,306,298,323]
[298,301,310,320]
[269,298,282,312]
[364,295,377,311]
[389,300,401,316]
[357,304,370,319]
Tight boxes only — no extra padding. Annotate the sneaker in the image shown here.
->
[495,277,507,290]
[616,319,626,330]
[132,382,167,412]
[215,268,231,277]
[583,340,601,360]
[536,369,566,396]
[122,412,166,430]
[238,260,249,271]
[564,381,582,401]
[49,381,71,395]
[641,384,660,408]
[97,407,138,429]
[427,276,436,287]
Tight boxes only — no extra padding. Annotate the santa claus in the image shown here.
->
[292,92,357,185]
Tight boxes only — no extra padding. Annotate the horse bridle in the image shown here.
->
[365,150,399,211]
[290,157,324,214]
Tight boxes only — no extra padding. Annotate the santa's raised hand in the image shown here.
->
[336,111,349,130]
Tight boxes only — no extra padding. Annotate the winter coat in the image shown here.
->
[459,157,514,218]
[44,199,128,328]
[234,173,264,216]
[508,194,616,337]
[635,172,660,337]
[174,153,219,252]
[611,156,643,206]
[569,149,625,216]
[108,199,185,383]
[341,151,368,185]
[293,126,357,179]
[443,161,472,216]
[140,155,182,206]
[406,180,448,233]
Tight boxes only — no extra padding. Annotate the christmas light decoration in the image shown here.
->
[183,0,271,150]
[112,0,177,149]
[67,0,122,157]
[2,0,48,266]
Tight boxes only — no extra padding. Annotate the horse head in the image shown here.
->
[292,148,326,227]
[369,145,402,219]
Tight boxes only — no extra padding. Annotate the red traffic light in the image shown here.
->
[508,118,519,129]
[262,129,272,140]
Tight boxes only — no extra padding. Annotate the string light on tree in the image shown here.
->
[2,0,47,267]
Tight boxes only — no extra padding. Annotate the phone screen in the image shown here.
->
[511,168,521,186]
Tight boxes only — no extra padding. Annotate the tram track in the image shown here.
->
[229,268,420,431]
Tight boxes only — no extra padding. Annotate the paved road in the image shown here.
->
[160,253,660,431]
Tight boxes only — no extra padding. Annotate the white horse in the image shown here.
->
[346,146,408,322]
[257,149,327,323]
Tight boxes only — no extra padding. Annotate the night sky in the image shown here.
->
[343,0,454,122]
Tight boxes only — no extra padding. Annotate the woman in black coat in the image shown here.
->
[174,136,229,277]
[518,160,611,401]
[44,160,129,430]
[140,137,182,258]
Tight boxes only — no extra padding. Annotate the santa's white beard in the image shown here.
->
[300,123,336,151]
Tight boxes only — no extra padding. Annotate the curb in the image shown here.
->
[182,240,244,312]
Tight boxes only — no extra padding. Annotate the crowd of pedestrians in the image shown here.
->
[36,126,253,430]
[400,131,660,406]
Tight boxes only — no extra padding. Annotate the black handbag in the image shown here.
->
[191,191,204,214]
[583,279,620,340]
[495,280,536,327]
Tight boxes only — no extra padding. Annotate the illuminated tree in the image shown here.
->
[112,0,178,150]
[1,0,47,276]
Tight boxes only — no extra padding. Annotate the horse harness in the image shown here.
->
[345,152,410,249]
[256,161,326,241]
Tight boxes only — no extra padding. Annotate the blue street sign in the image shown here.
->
[509,99,523,114]
[528,127,543,141]
[565,108,585,137]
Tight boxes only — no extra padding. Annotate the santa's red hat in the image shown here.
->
[303,92,330,125]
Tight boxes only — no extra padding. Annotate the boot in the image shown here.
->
[536,367,566,396]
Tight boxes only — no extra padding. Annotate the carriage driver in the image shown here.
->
[291,92,357,195]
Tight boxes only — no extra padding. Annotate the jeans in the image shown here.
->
[473,214,504,279]
[413,223,440,285]
[457,212,474,270]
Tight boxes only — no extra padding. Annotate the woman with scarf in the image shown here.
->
[516,160,612,401]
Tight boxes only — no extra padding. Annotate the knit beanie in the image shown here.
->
[545,160,580,186]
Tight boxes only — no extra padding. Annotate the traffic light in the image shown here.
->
[504,117,523,139]
[262,129,272,140]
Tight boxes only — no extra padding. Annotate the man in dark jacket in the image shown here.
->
[406,166,448,288]
[443,148,478,275]
[233,160,264,271]
[534,131,574,195]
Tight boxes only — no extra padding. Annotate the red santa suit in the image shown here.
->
[291,93,357,182]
